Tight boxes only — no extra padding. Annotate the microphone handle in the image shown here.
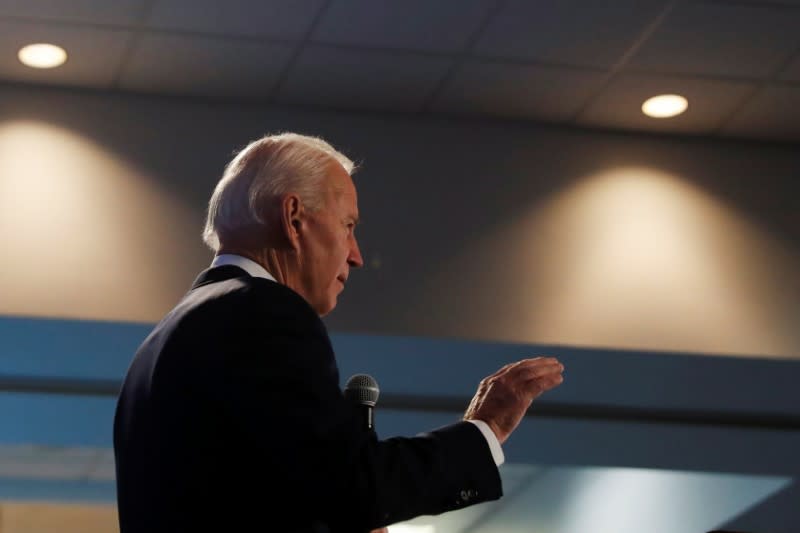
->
[358,404,374,431]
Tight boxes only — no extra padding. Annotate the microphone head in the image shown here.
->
[344,373,380,407]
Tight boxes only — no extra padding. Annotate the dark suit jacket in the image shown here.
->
[114,265,502,533]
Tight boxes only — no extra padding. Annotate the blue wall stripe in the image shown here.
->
[0,478,116,504]
[1,315,799,416]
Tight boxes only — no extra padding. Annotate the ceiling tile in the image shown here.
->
[777,53,800,82]
[145,0,326,40]
[431,60,607,122]
[0,20,132,89]
[576,73,755,135]
[276,45,452,112]
[472,0,669,68]
[721,84,800,142]
[0,0,145,25]
[312,0,496,54]
[118,33,294,100]
[628,2,800,78]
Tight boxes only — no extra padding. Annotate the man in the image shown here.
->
[113,133,564,533]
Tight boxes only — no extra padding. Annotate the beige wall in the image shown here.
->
[0,502,118,533]
[0,84,797,358]
[0,118,206,323]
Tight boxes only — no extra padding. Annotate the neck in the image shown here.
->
[217,246,296,288]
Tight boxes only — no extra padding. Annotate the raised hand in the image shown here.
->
[463,357,564,444]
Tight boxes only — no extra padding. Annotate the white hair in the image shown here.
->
[202,132,356,252]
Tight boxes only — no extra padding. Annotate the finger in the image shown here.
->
[520,359,563,372]
[547,372,565,386]
[496,357,559,376]
[535,373,564,392]
[516,362,564,381]
[512,357,561,374]
[521,356,560,367]
[521,372,564,400]
[487,358,563,387]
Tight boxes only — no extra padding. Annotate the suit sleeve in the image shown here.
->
[215,291,502,531]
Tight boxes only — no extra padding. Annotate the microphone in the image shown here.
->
[344,374,380,431]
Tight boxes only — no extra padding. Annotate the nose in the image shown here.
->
[348,236,364,269]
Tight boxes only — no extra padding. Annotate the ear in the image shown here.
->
[279,193,304,251]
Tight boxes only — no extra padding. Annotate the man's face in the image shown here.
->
[297,162,363,316]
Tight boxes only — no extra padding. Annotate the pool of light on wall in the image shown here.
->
[0,119,204,323]
[426,166,797,358]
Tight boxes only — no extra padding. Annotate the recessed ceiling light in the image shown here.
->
[18,43,68,69]
[641,94,688,119]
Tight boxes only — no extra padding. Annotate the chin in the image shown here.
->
[316,297,337,317]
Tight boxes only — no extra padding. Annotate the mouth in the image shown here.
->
[336,275,347,286]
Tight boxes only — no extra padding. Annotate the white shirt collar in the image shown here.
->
[210,254,276,282]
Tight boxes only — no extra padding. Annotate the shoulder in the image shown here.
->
[192,278,337,379]
[191,276,318,324]
[148,275,329,351]
[146,275,333,368]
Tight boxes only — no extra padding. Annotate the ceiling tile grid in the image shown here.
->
[0,0,147,26]
[626,1,800,78]
[471,0,671,68]
[0,0,798,143]
[311,0,497,54]
[721,83,800,141]
[117,33,295,99]
[144,0,326,41]
[276,45,454,112]
[431,60,608,122]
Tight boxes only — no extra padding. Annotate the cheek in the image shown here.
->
[332,234,349,262]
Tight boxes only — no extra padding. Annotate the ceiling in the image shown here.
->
[0,0,799,144]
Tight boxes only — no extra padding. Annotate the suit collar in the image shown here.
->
[190,265,251,290]
[210,254,275,281]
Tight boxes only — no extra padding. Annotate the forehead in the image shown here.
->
[323,160,359,214]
